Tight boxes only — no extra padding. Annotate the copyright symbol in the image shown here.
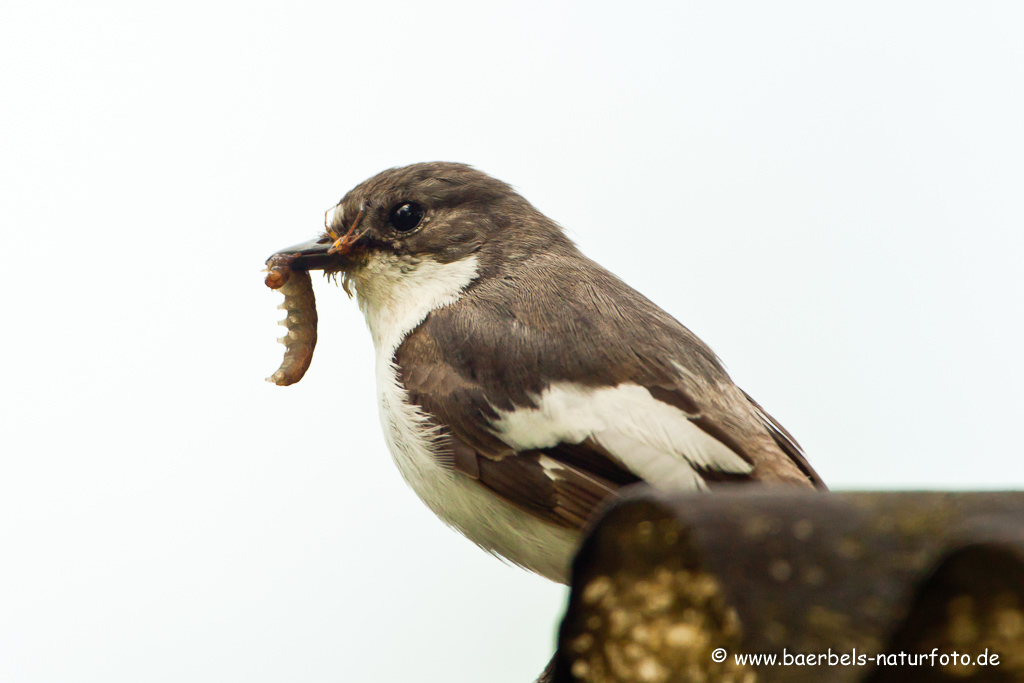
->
[712,648,727,663]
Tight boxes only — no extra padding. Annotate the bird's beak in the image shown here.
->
[268,201,372,268]
[266,205,369,271]
[264,236,335,271]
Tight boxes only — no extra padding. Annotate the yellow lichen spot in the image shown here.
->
[664,623,702,649]
[570,659,590,679]
[623,642,646,661]
[644,589,675,614]
[637,657,668,683]
[604,642,631,679]
[687,574,722,605]
[583,576,613,605]
[682,608,703,625]
[995,607,1024,640]
[631,624,652,645]
[654,567,674,587]
[722,608,742,638]
[609,608,634,637]
[571,633,594,653]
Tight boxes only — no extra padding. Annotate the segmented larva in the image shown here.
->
[265,254,318,386]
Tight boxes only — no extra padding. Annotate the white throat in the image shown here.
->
[348,252,481,356]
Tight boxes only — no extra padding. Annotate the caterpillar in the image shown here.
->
[265,253,317,386]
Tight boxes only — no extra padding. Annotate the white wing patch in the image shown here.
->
[491,382,752,491]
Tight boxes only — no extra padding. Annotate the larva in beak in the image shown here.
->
[265,253,318,386]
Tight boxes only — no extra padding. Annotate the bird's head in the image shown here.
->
[267,162,571,296]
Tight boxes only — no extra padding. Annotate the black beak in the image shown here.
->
[265,236,335,271]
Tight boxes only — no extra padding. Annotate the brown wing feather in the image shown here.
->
[463,437,638,530]
[741,389,827,489]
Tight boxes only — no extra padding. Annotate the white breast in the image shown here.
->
[348,252,578,583]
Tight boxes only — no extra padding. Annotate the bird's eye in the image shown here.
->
[388,202,424,232]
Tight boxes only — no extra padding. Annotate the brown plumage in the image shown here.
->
[268,161,825,579]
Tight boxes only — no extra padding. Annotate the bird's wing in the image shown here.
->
[397,353,640,530]
[394,251,824,529]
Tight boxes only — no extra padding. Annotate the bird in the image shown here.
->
[268,162,825,585]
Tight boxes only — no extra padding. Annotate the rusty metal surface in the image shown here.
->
[553,489,1024,683]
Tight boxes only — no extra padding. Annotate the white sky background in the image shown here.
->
[2,1,1023,681]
